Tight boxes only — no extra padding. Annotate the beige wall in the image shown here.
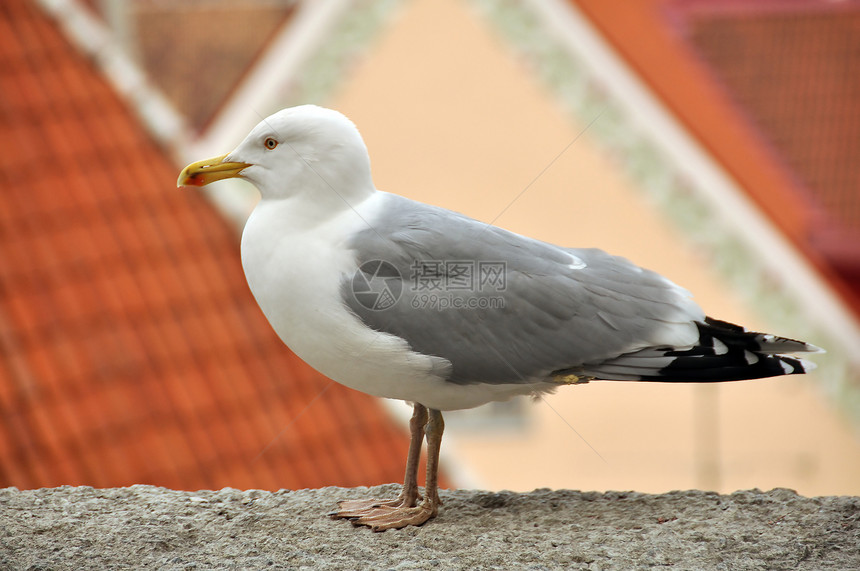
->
[330,0,860,495]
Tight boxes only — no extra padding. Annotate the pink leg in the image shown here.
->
[331,404,445,531]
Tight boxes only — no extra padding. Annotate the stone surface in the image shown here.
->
[0,485,857,570]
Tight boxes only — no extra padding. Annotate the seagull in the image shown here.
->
[178,105,821,531]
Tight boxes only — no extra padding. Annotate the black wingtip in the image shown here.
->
[582,318,822,383]
[645,318,820,382]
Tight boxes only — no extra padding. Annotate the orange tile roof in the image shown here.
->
[0,0,424,491]
[571,0,860,313]
[680,2,860,280]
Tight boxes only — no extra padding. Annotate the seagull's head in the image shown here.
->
[177,105,375,204]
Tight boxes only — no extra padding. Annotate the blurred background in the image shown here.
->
[2,0,859,496]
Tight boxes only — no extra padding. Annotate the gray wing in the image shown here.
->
[341,193,704,385]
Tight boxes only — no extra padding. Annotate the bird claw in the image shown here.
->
[331,495,437,531]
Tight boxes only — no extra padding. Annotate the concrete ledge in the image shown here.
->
[1,485,857,570]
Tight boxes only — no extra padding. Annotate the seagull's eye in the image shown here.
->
[264,137,278,150]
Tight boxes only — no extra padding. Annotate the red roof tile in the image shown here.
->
[680,1,860,278]
[571,0,860,313]
[0,0,430,492]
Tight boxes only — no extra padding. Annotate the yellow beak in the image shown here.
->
[177,154,251,187]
